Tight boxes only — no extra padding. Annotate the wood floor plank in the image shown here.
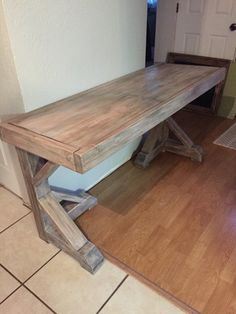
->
[78,111,236,314]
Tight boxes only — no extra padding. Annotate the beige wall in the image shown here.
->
[0,1,26,196]
[1,0,147,192]
[3,0,147,112]
[221,62,236,119]
[0,2,23,117]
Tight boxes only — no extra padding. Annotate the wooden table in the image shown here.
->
[0,63,225,273]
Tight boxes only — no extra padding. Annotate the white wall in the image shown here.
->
[0,1,27,197]
[154,0,177,62]
[2,0,147,192]
[0,1,23,117]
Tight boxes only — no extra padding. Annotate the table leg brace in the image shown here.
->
[135,117,203,168]
[17,149,104,274]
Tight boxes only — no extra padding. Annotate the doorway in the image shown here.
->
[146,0,158,67]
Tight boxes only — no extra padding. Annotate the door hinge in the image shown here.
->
[176,2,179,13]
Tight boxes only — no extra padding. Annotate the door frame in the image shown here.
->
[154,0,178,62]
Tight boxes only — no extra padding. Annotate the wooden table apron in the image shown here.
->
[0,63,226,273]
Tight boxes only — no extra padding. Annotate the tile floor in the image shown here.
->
[0,186,186,314]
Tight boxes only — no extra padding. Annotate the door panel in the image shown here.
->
[216,0,234,14]
[189,0,204,13]
[184,33,200,54]
[232,1,236,16]
[209,36,227,58]
[174,0,205,55]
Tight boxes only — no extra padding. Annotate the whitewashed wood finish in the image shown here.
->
[15,150,103,274]
[0,63,226,274]
[51,189,97,221]
[135,117,203,168]
[33,162,59,185]
[0,64,225,173]
[38,193,88,249]
[16,149,48,242]
[1,123,76,171]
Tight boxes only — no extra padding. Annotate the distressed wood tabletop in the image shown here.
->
[0,63,225,173]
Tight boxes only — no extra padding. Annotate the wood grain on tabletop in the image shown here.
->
[0,64,225,172]
[78,111,236,314]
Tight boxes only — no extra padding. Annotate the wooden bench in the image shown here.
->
[166,52,230,114]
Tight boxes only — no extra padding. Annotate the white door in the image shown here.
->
[174,0,206,55]
[174,0,236,60]
[154,0,206,61]
[199,0,236,59]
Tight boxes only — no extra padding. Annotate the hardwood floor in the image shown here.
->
[78,111,236,314]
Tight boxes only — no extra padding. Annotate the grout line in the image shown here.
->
[0,185,26,202]
[0,284,22,305]
[96,274,129,314]
[23,250,61,284]
[23,285,58,314]
[0,256,60,313]
[0,212,31,234]
[0,264,23,284]
[0,264,23,305]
